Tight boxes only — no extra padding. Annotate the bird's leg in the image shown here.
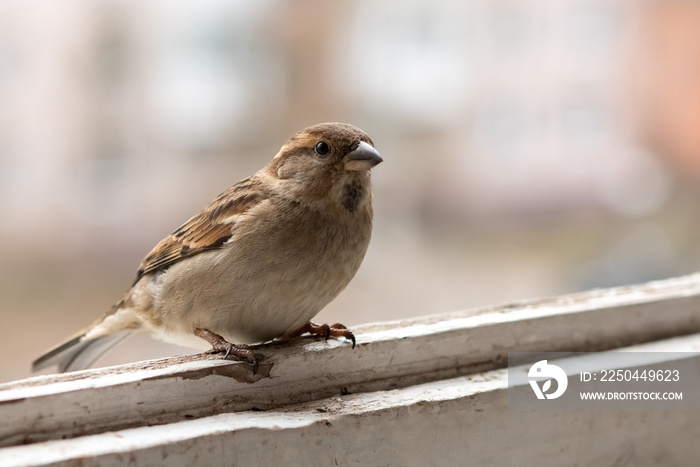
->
[194,327,258,373]
[289,321,356,349]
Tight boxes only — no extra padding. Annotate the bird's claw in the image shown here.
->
[329,322,356,349]
[195,327,259,373]
[290,321,356,348]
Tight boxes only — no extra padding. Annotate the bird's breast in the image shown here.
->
[150,198,373,344]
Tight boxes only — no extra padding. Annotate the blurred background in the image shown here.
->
[2,0,700,382]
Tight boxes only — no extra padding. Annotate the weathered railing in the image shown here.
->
[2,274,700,466]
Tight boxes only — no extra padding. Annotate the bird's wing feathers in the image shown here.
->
[134,177,266,284]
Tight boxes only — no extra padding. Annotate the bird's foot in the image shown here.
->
[290,321,356,348]
[194,327,259,374]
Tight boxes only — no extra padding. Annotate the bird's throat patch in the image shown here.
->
[342,180,363,212]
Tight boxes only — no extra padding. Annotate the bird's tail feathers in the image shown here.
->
[32,332,131,373]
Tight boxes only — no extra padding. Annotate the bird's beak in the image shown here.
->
[345,141,383,172]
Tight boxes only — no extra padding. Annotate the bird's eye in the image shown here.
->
[315,141,330,155]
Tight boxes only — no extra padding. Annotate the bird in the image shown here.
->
[32,122,382,374]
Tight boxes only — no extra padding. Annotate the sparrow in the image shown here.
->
[32,122,382,373]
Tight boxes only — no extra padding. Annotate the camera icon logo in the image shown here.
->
[528,360,568,400]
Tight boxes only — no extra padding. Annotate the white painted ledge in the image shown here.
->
[1,273,700,463]
[2,334,700,467]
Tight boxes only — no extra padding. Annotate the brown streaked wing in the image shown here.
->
[133,180,265,285]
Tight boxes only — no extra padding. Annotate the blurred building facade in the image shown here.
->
[2,0,697,249]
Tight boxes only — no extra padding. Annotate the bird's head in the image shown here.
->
[266,122,382,212]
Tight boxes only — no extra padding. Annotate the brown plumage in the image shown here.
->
[33,122,382,373]
[134,184,263,284]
